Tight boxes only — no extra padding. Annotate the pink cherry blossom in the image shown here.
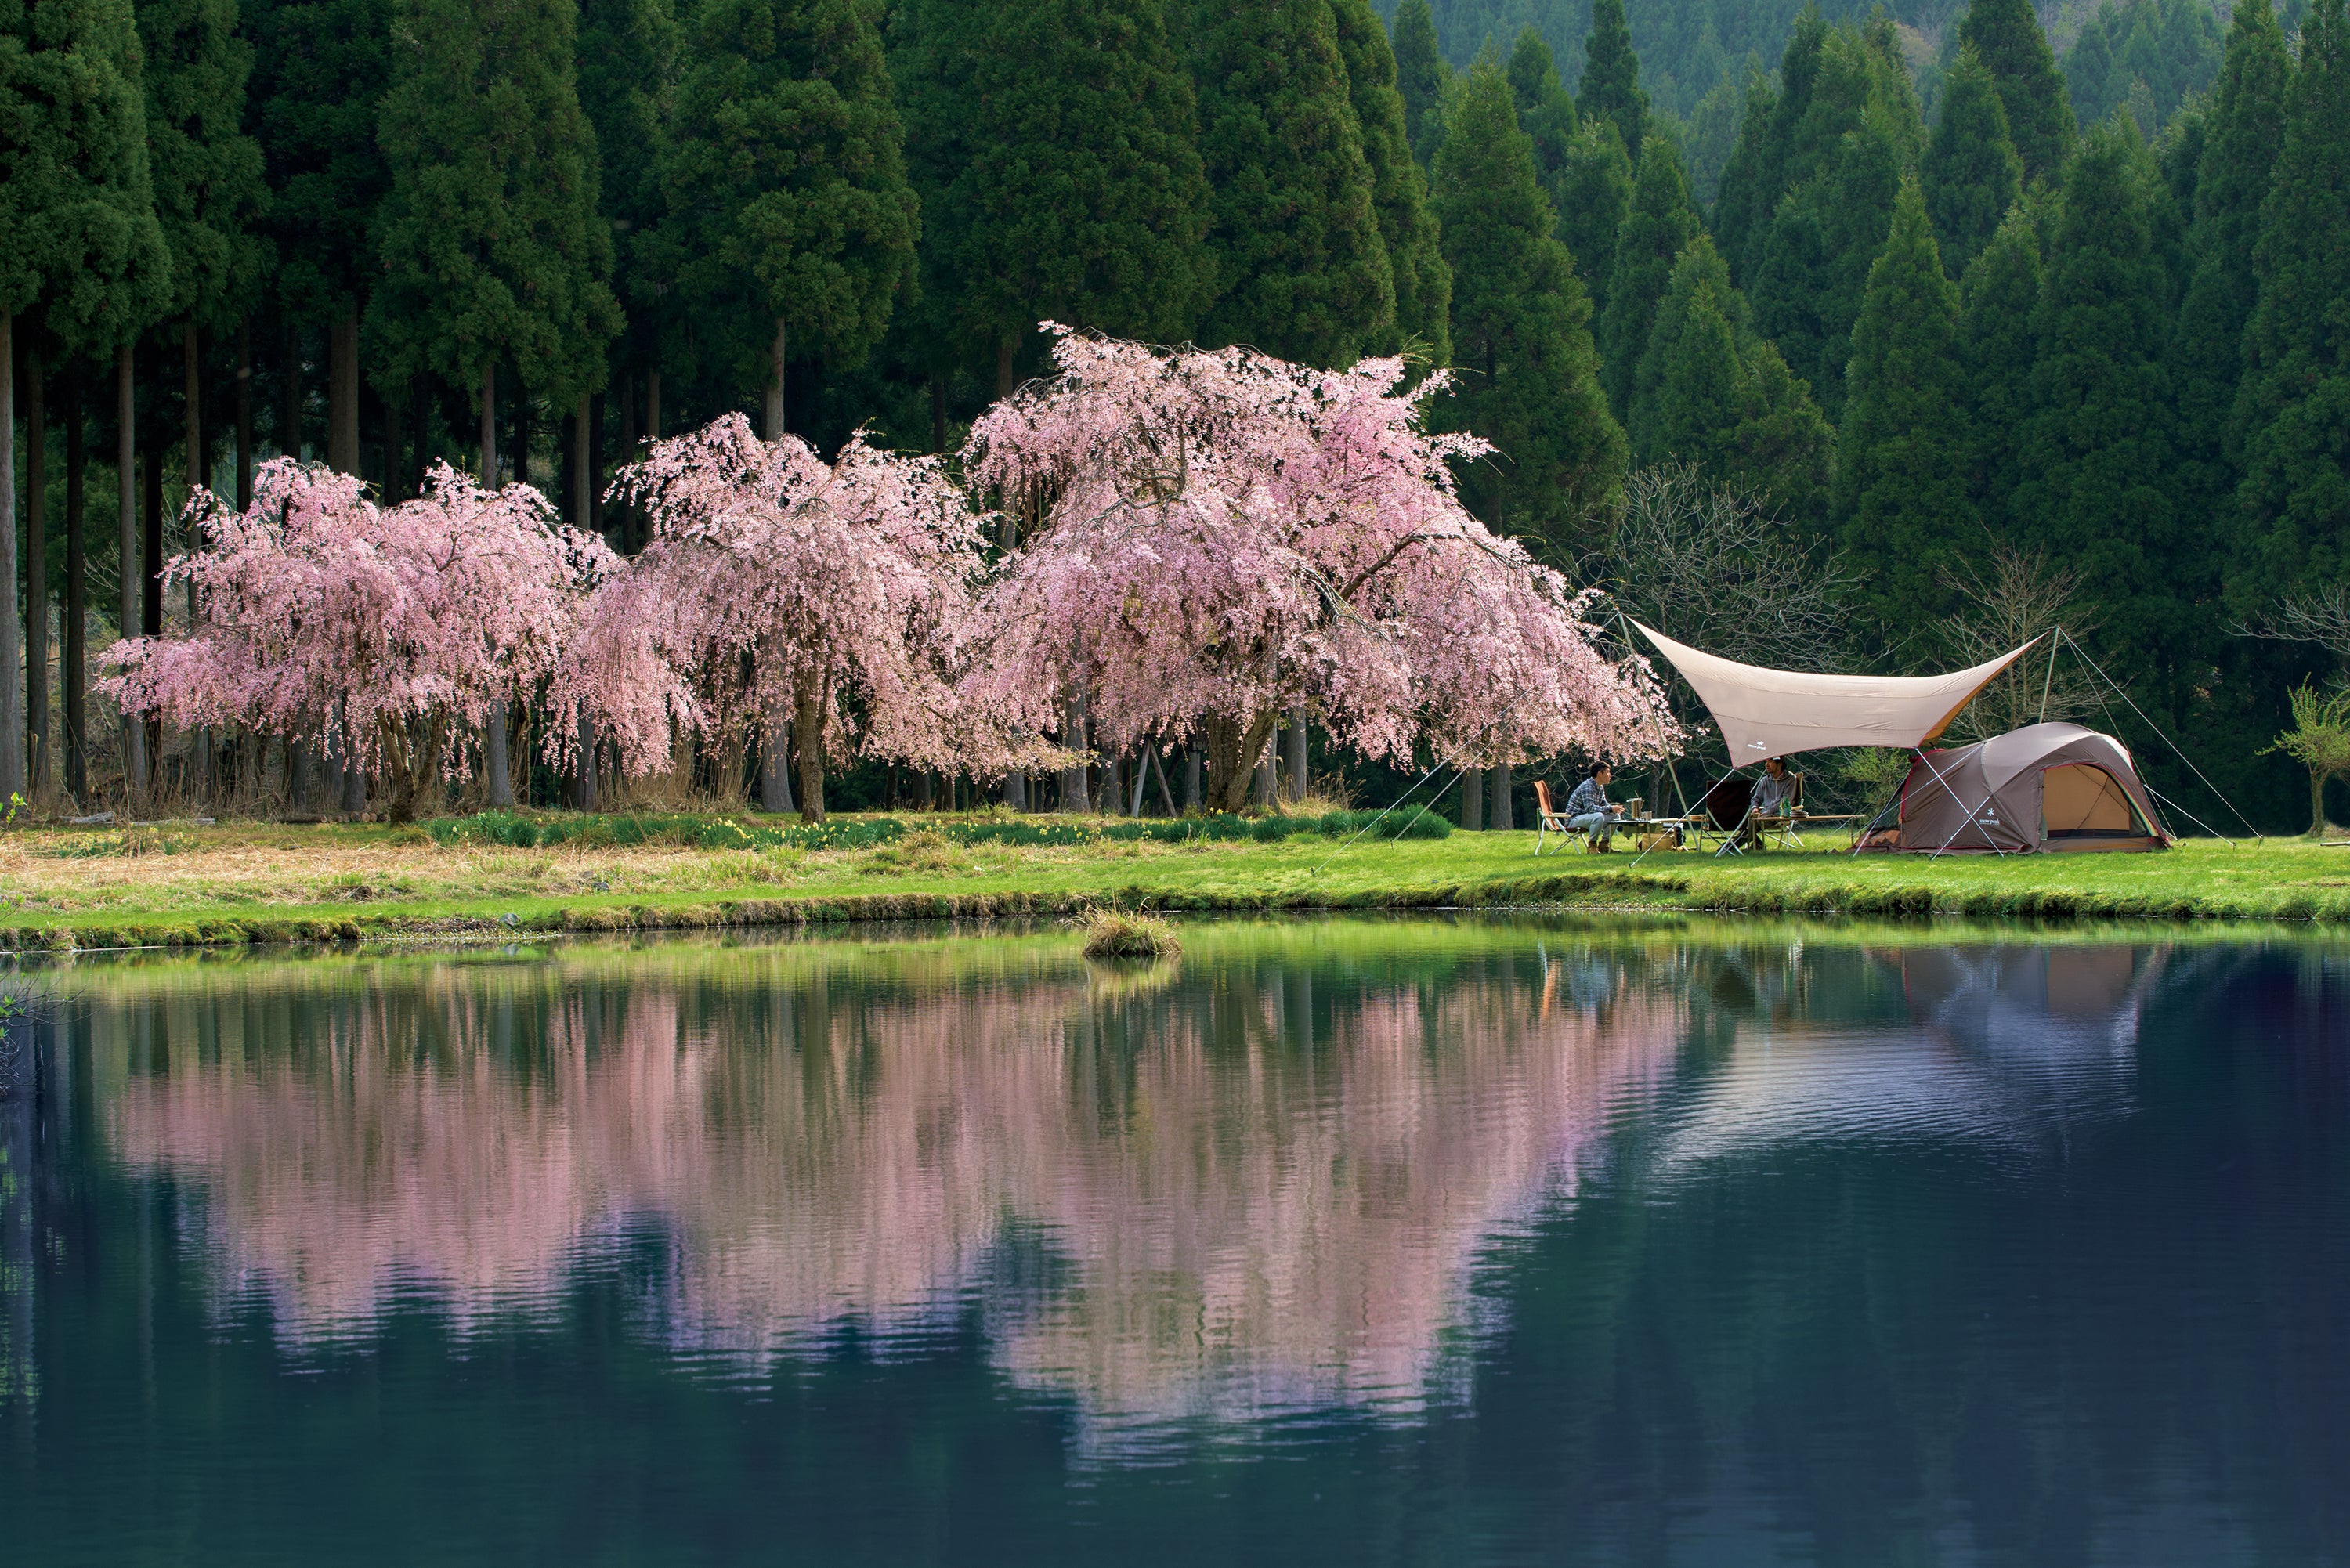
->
[100,459,615,821]
[964,326,1678,809]
[586,415,1006,820]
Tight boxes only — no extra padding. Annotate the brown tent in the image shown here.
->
[1882,723,2171,854]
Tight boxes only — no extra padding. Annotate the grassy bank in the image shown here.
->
[3,809,2348,951]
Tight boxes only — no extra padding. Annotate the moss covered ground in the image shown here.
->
[2,808,2347,952]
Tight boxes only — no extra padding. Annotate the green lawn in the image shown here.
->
[3,810,2348,951]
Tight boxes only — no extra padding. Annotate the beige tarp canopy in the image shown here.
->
[1631,622,2038,762]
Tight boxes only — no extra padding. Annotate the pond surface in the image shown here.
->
[2,919,2347,1566]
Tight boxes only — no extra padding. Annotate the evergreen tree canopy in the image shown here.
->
[244,0,393,331]
[0,0,171,348]
[1922,45,2021,277]
[1433,52,1625,546]
[1551,114,1630,310]
[1390,0,1446,154]
[1746,29,1917,421]
[1625,233,1835,516]
[1333,0,1451,361]
[2018,123,2180,684]
[898,0,1213,370]
[1957,0,2075,182]
[1954,197,2042,529]
[2167,0,2290,531]
[1578,0,1647,161]
[2064,0,2224,135]
[1706,54,1784,272]
[659,0,918,396]
[371,0,624,402]
[1596,133,1698,417]
[1190,0,1394,366]
[1506,24,1576,185]
[577,0,678,327]
[136,0,269,330]
[1835,176,1974,627]
[2232,0,2350,603]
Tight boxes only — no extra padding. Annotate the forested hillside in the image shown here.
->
[5,0,2348,832]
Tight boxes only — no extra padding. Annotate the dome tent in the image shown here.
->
[1887,724,2171,854]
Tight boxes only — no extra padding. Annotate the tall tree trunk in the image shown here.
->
[480,363,512,808]
[930,372,947,455]
[184,321,209,804]
[1060,699,1090,813]
[141,410,161,649]
[26,343,49,799]
[119,344,145,807]
[380,381,401,503]
[588,392,606,540]
[1490,761,1514,830]
[2314,768,2329,839]
[996,334,1018,399]
[1002,768,1026,810]
[327,309,360,475]
[1284,706,1307,802]
[341,711,368,815]
[1255,747,1274,806]
[65,361,85,801]
[1184,746,1202,813]
[765,320,787,442]
[575,704,598,811]
[280,319,302,460]
[617,368,638,551]
[235,319,252,510]
[408,374,428,499]
[792,684,825,823]
[0,313,21,803]
[510,383,530,495]
[761,723,794,814]
[572,394,591,525]
[645,367,660,443]
[1462,765,1484,830]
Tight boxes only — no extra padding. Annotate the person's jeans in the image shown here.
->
[1569,811,1612,844]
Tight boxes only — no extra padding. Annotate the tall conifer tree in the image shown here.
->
[2,0,171,797]
[2017,125,2180,688]
[2232,0,2350,606]
[1957,0,2076,182]
[1191,0,1394,366]
[1433,54,1625,547]
[1552,117,1632,311]
[1332,0,1451,362]
[1506,26,1576,184]
[1954,200,2043,533]
[247,0,394,460]
[1836,178,1974,627]
[2170,0,2289,542]
[901,0,1214,387]
[577,0,678,384]
[1922,45,2022,277]
[1625,235,1835,517]
[660,0,917,435]
[1578,0,1647,162]
[138,0,268,335]
[1390,0,1445,156]
[1595,136,1698,417]
[1709,9,1821,287]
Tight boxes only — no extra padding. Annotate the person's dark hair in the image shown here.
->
[1588,761,1611,780]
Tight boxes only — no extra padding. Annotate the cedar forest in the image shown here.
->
[2,0,2347,831]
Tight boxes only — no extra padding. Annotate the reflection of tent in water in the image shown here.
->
[1629,622,2180,854]
[1890,724,2170,854]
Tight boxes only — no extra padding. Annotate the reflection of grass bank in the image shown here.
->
[4,812,2350,950]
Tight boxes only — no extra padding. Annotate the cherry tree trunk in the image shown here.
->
[792,686,825,823]
[761,723,795,815]
[328,310,360,477]
[1462,767,1484,831]
[1284,707,1307,803]
[1204,711,1282,813]
[1490,763,1514,830]
[765,320,787,442]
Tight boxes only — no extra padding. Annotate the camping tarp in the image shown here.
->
[1892,723,2169,853]
[1632,622,2036,762]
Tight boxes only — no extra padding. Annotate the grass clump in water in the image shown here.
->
[1078,908,1182,960]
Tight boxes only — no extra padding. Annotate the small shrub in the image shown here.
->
[1076,909,1181,959]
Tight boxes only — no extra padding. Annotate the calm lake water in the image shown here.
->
[2,919,2347,1566]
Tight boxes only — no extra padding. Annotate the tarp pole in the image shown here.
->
[2037,625,2059,726]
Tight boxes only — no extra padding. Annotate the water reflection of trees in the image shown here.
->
[96,943,1686,1423]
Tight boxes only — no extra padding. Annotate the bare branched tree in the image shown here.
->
[1936,542,2101,740]
[2239,583,2350,674]
[1586,464,1856,670]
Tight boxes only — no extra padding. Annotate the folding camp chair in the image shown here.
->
[1684,776,1755,856]
[1532,779,1585,854]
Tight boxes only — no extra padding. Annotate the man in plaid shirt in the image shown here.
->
[1564,764,1623,848]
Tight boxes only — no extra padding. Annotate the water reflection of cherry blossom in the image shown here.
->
[101,945,1684,1427]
